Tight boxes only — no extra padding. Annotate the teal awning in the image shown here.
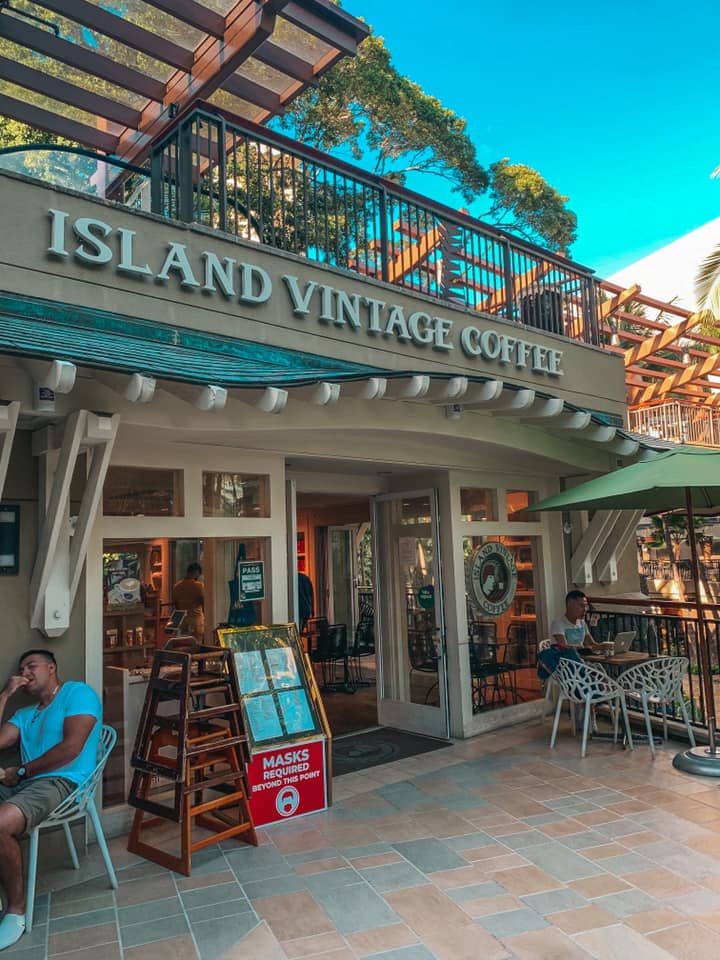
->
[0,292,386,387]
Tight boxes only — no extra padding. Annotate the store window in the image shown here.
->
[103,467,183,517]
[203,473,270,518]
[507,489,538,523]
[460,488,498,521]
[464,534,542,713]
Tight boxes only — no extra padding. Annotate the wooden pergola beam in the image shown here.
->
[623,313,700,367]
[0,56,140,130]
[1,13,166,102]
[38,0,195,71]
[0,93,118,153]
[387,226,442,283]
[115,0,284,163]
[600,283,641,320]
[139,0,225,37]
[634,352,720,405]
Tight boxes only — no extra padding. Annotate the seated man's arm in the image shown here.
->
[552,633,568,649]
[3,715,96,786]
[0,674,26,751]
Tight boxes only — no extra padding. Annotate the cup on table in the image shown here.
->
[601,641,615,655]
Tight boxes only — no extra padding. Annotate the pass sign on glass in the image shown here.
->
[237,560,265,601]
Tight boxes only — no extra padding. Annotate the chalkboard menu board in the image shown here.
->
[217,623,328,754]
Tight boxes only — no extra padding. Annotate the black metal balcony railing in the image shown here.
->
[641,559,720,583]
[590,598,720,731]
[150,105,602,346]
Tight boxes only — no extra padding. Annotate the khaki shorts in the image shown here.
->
[0,777,75,834]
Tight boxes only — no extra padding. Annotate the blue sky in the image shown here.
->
[347,0,720,278]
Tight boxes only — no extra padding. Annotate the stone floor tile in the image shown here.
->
[344,924,419,957]
[623,869,700,900]
[121,915,190,949]
[123,935,198,960]
[460,895,524,918]
[191,912,260,959]
[477,907,549,938]
[424,921,513,960]
[574,922,677,959]
[447,881,505,903]
[384,885,470,937]
[185,899,254,923]
[503,927,593,960]
[295,857,348,875]
[363,947,435,960]
[282,931,347,958]
[649,920,720,959]
[360,861,429,893]
[569,876,633,899]
[115,875,178,908]
[117,896,184,927]
[49,906,116,935]
[624,908,687,934]
[47,921,118,955]
[176,871,237,892]
[521,888,587,916]
[253,891,334,942]
[547,905,617,934]
[519,843,604,882]
[392,838,467,873]
[488,865,562,896]
[593,889,661,918]
[46,944,122,960]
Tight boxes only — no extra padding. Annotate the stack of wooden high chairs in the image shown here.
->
[127,642,257,875]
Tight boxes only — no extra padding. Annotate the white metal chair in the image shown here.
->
[618,656,696,758]
[26,724,118,931]
[550,658,633,758]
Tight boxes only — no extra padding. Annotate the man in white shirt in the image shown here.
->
[551,590,602,651]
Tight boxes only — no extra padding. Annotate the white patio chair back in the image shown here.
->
[26,724,118,931]
[538,640,556,722]
[550,657,633,758]
[618,656,695,757]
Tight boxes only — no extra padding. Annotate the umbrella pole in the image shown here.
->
[673,490,720,775]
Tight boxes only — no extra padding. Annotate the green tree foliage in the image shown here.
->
[279,30,576,251]
[486,160,577,251]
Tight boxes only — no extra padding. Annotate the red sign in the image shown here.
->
[246,738,327,827]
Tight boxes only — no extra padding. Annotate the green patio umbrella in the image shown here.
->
[530,446,720,776]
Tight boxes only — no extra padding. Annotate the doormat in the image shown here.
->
[332,727,451,776]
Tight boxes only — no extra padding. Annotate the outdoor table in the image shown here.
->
[583,650,650,678]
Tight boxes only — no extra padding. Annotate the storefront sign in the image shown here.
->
[237,560,264,601]
[469,542,518,616]
[45,208,564,378]
[246,738,327,827]
[417,584,435,609]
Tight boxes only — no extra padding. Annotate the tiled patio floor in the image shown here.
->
[12,717,720,960]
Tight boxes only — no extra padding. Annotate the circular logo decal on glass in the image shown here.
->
[276,785,300,818]
[469,543,518,616]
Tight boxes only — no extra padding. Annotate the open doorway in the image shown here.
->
[296,493,377,736]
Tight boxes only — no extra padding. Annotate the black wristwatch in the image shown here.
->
[16,766,27,781]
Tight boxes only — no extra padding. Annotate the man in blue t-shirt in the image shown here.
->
[0,650,101,950]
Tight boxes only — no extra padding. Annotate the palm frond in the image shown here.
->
[695,244,720,314]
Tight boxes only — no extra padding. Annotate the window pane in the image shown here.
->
[460,488,497,521]
[103,467,183,517]
[507,490,537,523]
[203,473,270,517]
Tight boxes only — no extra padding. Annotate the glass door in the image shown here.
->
[372,490,449,738]
[328,526,357,635]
